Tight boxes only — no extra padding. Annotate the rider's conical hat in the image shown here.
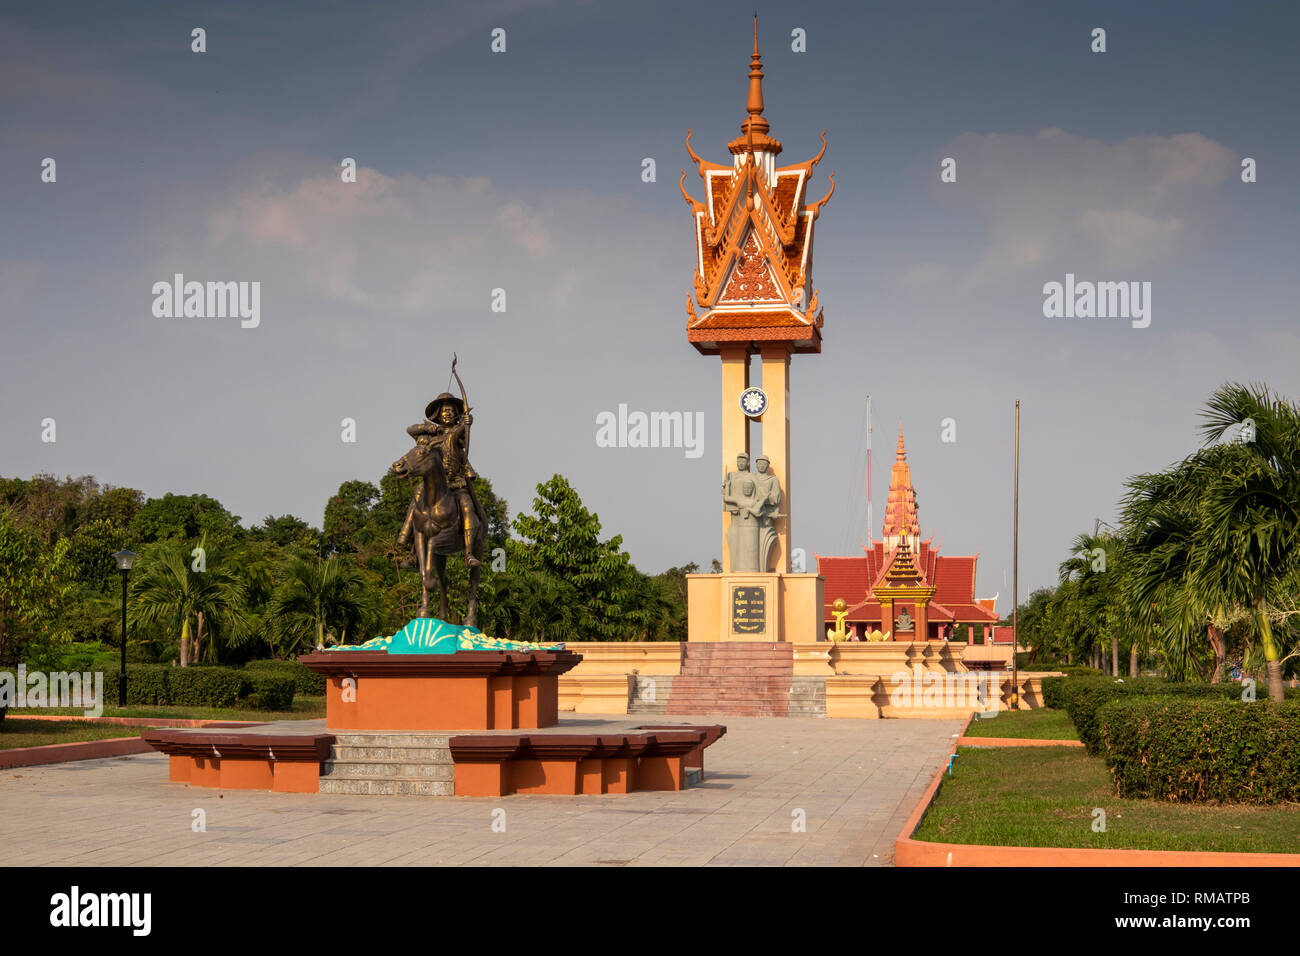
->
[425,392,464,421]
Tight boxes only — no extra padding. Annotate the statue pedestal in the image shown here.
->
[298,650,582,731]
[685,572,824,642]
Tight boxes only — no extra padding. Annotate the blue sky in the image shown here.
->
[3,0,1298,607]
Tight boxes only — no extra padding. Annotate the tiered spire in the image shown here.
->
[728,16,781,157]
[882,425,921,543]
[680,16,835,356]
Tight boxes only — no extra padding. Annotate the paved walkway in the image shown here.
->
[0,715,961,866]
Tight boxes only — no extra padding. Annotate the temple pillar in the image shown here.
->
[915,600,930,644]
[720,344,751,573]
[759,344,791,573]
[880,598,895,640]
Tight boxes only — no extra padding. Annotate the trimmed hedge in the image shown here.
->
[98,665,296,711]
[1097,697,1300,803]
[1040,676,1068,709]
[241,674,296,711]
[243,659,325,697]
[1065,678,1252,753]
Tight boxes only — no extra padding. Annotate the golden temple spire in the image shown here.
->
[883,425,920,541]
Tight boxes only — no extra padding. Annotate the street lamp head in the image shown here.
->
[113,549,139,572]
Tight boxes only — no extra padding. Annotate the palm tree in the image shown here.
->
[1194,383,1300,701]
[1120,465,1215,681]
[481,568,580,643]
[131,544,246,665]
[269,556,380,657]
[1121,384,1300,699]
[1058,532,1125,673]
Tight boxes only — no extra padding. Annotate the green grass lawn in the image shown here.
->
[4,695,325,724]
[0,718,161,750]
[913,746,1300,853]
[962,707,1079,740]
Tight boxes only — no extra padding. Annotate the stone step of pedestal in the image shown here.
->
[627,699,668,715]
[318,776,455,797]
[331,745,454,763]
[322,731,457,795]
[322,760,454,780]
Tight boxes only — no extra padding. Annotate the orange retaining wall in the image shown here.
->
[0,736,153,769]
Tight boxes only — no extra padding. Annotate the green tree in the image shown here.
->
[322,481,379,555]
[512,475,641,640]
[63,518,127,593]
[269,556,382,656]
[130,542,248,665]
[1195,383,1300,701]
[253,514,320,551]
[131,493,242,546]
[0,508,72,678]
[1120,383,1300,698]
[83,486,144,530]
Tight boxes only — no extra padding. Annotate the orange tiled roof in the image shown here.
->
[680,20,832,353]
[691,309,810,329]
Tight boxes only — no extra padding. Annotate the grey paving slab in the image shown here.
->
[0,714,960,866]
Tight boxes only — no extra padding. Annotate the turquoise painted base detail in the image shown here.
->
[324,617,566,655]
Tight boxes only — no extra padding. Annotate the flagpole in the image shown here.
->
[865,394,873,539]
[1011,400,1020,710]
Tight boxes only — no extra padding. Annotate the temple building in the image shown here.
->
[815,428,1001,641]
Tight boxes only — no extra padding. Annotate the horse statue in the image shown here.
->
[392,436,488,626]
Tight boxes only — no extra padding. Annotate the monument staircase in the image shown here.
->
[645,643,824,718]
[318,732,454,796]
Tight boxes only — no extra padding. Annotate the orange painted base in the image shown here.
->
[453,754,686,797]
[327,673,560,731]
[164,754,321,793]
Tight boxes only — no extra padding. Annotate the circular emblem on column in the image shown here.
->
[739,387,768,418]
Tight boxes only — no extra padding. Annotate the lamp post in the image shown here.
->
[112,549,138,707]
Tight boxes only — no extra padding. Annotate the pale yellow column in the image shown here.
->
[719,344,751,573]
[759,344,791,573]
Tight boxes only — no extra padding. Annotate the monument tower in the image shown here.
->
[682,18,832,642]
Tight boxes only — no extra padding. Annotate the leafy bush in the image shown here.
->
[243,659,325,696]
[96,664,297,710]
[241,674,296,711]
[99,664,172,705]
[167,666,247,707]
[1097,697,1300,803]
[41,640,120,673]
[1059,677,1249,753]
[1040,675,1067,709]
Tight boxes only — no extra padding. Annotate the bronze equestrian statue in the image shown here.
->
[393,356,488,625]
